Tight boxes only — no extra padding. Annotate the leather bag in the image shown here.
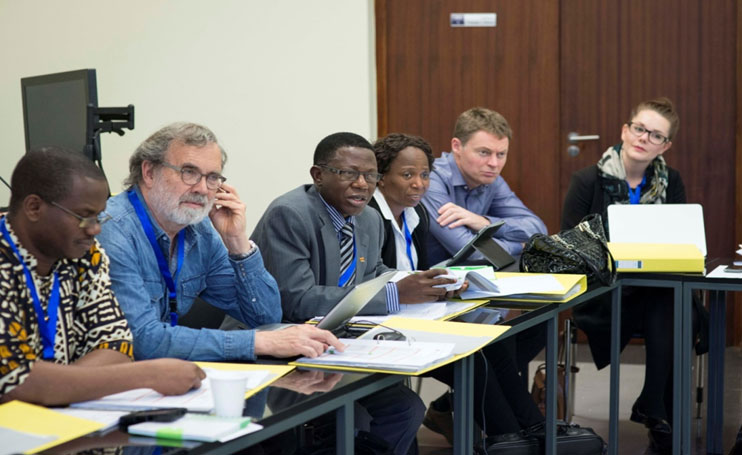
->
[520,214,616,286]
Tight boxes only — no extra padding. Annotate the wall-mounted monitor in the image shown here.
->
[21,69,99,160]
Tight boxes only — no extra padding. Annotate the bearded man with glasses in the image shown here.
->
[97,122,343,363]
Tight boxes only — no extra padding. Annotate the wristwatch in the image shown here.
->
[229,240,257,261]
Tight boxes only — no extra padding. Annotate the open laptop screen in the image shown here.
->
[607,203,707,256]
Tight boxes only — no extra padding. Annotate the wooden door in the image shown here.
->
[559,0,737,260]
[376,0,740,343]
[376,0,562,232]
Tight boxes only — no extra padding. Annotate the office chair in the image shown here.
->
[178,297,227,329]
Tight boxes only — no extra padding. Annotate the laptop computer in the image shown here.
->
[607,203,707,256]
[434,221,515,270]
[256,271,396,334]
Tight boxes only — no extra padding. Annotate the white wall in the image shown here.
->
[0,0,377,231]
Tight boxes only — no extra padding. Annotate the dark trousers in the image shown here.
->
[267,382,424,455]
[430,340,544,436]
[356,383,425,455]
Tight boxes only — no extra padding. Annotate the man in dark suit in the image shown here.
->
[252,132,455,455]
[252,132,454,323]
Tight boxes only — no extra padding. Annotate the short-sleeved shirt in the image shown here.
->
[0,218,133,396]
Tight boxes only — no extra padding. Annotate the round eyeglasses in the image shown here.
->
[161,161,227,190]
[627,122,669,145]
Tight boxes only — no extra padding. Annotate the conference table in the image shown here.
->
[614,258,742,455]
[46,290,605,455]
[46,264,741,455]
[47,369,405,454]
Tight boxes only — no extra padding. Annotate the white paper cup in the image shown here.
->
[208,370,248,417]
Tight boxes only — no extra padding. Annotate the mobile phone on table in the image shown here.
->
[119,407,187,429]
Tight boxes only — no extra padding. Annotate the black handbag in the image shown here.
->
[533,422,606,455]
[519,214,616,285]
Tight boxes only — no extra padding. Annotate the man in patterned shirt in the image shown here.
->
[0,148,205,406]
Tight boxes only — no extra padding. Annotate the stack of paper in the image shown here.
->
[292,317,509,375]
[458,273,565,300]
[71,364,293,413]
[295,338,455,373]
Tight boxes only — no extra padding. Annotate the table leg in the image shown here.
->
[545,317,558,454]
[707,290,726,454]
[608,285,621,455]
[337,401,354,454]
[672,284,690,455]
[453,355,474,455]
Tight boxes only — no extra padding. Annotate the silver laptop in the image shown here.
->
[257,271,395,333]
[607,203,707,256]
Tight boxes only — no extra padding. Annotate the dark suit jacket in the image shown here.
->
[251,185,391,323]
[366,198,430,270]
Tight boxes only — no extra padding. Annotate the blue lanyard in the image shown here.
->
[400,212,415,270]
[0,217,60,360]
[127,190,184,326]
[338,238,357,287]
[627,175,647,204]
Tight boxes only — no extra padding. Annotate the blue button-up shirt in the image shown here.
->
[97,187,281,361]
[422,152,548,265]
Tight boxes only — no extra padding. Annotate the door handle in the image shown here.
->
[567,132,600,143]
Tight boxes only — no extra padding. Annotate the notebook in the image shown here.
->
[256,271,396,334]
[607,203,707,256]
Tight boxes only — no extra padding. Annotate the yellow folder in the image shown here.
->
[607,242,704,272]
[488,272,588,303]
[0,400,104,453]
[290,317,509,376]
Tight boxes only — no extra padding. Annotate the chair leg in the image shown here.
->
[564,318,578,422]
[696,352,705,424]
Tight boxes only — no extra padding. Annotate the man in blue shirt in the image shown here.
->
[97,123,343,362]
[422,107,547,266]
[421,108,549,441]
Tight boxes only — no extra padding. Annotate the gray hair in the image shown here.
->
[124,122,227,188]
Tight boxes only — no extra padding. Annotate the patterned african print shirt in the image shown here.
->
[0,219,133,396]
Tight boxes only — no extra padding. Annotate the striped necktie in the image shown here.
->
[338,222,355,287]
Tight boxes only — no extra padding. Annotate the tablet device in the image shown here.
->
[436,221,508,268]
[472,235,516,270]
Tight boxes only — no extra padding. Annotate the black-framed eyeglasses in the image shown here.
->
[318,165,383,184]
[161,161,226,190]
[627,122,669,145]
[50,201,112,229]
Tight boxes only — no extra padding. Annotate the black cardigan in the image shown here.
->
[560,162,689,369]
[367,198,430,270]
[561,163,686,232]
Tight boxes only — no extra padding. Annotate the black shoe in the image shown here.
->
[648,421,672,454]
[730,425,742,455]
[630,400,649,425]
[631,400,671,430]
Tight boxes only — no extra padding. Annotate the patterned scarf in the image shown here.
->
[596,144,668,205]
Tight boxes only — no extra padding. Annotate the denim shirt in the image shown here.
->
[97,187,281,361]
[422,152,548,266]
